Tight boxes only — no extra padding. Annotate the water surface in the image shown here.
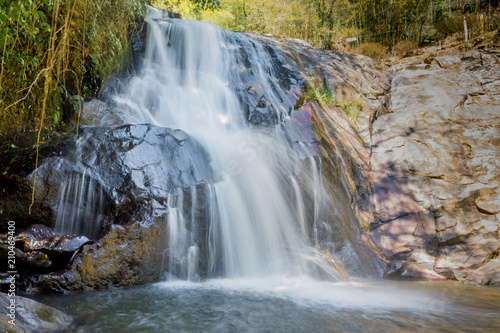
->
[36,279,500,332]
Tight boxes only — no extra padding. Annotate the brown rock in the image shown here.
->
[24,213,168,293]
[475,192,500,215]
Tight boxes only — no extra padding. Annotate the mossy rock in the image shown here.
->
[0,292,72,332]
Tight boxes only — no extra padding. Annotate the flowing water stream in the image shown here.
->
[46,8,500,331]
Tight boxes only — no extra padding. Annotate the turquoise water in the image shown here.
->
[35,279,500,332]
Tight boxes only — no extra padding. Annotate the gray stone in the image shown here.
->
[0,292,72,332]
[369,49,500,283]
[79,99,124,127]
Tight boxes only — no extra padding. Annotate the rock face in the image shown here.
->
[32,124,216,239]
[369,50,500,284]
[267,35,500,284]
[16,124,216,292]
[24,213,168,293]
[0,292,72,332]
[258,36,389,276]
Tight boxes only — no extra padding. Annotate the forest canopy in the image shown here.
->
[154,0,500,48]
[0,0,499,135]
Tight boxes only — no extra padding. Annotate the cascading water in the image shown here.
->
[55,7,360,281]
[113,8,343,280]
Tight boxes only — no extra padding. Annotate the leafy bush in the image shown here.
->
[306,85,336,106]
[435,13,481,38]
[340,99,362,120]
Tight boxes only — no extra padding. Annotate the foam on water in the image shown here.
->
[156,278,440,312]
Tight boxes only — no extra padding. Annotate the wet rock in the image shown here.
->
[24,234,91,254]
[43,124,215,201]
[146,6,181,19]
[256,37,389,277]
[32,124,216,237]
[16,225,56,241]
[1,225,91,276]
[13,225,91,256]
[0,292,72,332]
[25,251,53,269]
[79,99,124,126]
[24,213,168,293]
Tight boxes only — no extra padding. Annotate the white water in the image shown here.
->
[156,278,437,312]
[111,10,341,280]
[54,169,105,239]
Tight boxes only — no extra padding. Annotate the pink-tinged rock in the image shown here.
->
[16,224,56,241]
[370,49,500,285]
[26,234,91,254]
[465,258,500,285]
[371,212,437,259]
[385,260,447,281]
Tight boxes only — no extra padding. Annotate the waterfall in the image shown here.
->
[55,7,357,281]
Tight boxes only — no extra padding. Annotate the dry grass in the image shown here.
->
[352,42,388,59]
[393,40,419,54]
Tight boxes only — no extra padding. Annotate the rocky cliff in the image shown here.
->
[254,31,500,284]
[368,42,500,284]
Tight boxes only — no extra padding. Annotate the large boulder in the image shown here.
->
[18,124,217,292]
[31,124,216,239]
[23,213,168,293]
[0,292,72,332]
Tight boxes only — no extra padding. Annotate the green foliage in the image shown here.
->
[305,84,360,120]
[150,0,202,20]
[306,85,336,106]
[0,0,147,134]
[193,0,220,10]
[193,0,499,51]
[340,99,362,120]
[435,13,467,37]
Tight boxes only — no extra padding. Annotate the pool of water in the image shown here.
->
[34,278,500,332]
